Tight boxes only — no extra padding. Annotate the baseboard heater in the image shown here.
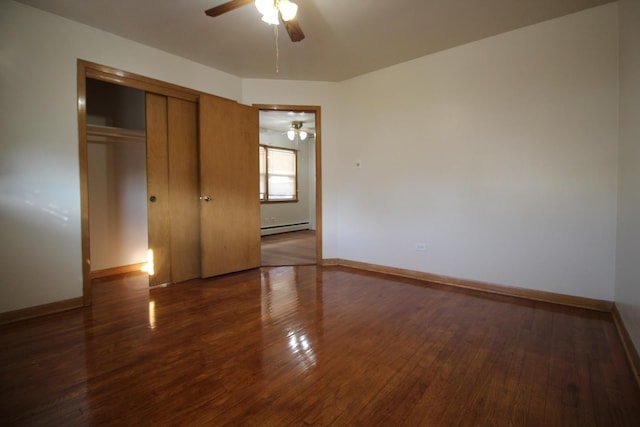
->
[261,222,310,236]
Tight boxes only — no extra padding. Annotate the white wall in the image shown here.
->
[0,1,242,312]
[616,0,640,352]
[334,4,619,300]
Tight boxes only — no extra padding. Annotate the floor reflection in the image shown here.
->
[260,267,322,373]
[287,330,317,369]
[148,300,156,329]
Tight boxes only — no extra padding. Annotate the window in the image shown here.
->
[259,145,297,202]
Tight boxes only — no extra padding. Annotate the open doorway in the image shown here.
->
[255,105,322,266]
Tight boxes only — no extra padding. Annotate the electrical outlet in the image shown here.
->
[415,242,427,252]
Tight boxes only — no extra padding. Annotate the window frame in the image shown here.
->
[259,144,298,204]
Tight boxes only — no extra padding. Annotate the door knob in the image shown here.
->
[200,195,211,202]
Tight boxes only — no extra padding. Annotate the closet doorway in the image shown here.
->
[85,79,149,279]
[83,77,201,289]
[255,105,322,266]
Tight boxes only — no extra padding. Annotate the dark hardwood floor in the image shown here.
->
[261,230,316,266]
[1,266,639,426]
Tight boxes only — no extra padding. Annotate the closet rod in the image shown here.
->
[87,124,145,144]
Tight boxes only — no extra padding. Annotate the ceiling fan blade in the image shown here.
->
[281,16,305,42]
[205,0,254,17]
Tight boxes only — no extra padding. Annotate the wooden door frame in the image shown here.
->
[77,60,200,306]
[253,104,323,265]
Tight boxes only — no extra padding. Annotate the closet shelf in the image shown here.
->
[87,124,145,143]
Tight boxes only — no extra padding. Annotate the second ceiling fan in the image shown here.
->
[205,0,305,42]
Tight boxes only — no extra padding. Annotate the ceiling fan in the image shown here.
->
[286,121,314,140]
[205,0,305,42]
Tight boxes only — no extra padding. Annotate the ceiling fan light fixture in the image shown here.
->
[261,8,280,25]
[206,1,305,42]
[278,0,298,21]
[287,121,308,141]
[255,0,274,16]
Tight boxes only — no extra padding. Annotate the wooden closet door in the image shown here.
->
[167,97,200,282]
[146,94,200,286]
[199,94,260,277]
[145,93,171,286]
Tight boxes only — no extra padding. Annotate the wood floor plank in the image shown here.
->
[1,266,639,426]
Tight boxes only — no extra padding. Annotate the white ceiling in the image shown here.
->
[16,0,615,82]
[260,110,315,134]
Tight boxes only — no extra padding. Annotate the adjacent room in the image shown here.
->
[259,109,318,266]
[1,0,639,425]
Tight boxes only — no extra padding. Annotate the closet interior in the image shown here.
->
[86,79,148,278]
